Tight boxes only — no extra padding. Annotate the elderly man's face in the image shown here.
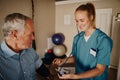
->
[17,19,35,49]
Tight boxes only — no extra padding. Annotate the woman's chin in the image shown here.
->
[80,29,85,32]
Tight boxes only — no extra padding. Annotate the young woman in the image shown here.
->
[53,2,113,80]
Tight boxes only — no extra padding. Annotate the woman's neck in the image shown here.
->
[85,27,95,36]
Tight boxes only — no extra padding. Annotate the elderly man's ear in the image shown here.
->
[10,30,18,39]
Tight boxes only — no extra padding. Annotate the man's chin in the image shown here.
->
[23,46,31,49]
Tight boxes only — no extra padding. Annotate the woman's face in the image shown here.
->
[75,10,92,32]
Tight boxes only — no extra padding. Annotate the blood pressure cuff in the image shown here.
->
[36,63,50,77]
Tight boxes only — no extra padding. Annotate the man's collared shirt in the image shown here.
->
[0,40,42,80]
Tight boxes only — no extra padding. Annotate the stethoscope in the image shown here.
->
[58,26,80,76]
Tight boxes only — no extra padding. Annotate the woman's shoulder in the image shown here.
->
[96,29,109,38]
[96,28,112,44]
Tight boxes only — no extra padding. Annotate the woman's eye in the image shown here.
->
[75,20,78,23]
[80,19,84,22]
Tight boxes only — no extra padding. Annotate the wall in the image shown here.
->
[34,0,55,57]
[55,0,120,57]
[0,0,32,42]
[0,0,55,58]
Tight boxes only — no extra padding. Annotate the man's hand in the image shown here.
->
[52,58,65,66]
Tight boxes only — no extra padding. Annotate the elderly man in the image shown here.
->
[0,13,50,80]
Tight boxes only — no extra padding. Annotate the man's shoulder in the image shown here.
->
[24,48,36,54]
[0,44,4,56]
[22,48,40,59]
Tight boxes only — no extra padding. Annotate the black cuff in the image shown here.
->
[36,63,50,77]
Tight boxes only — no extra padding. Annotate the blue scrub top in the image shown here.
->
[72,29,113,80]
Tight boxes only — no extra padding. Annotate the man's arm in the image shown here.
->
[36,63,50,77]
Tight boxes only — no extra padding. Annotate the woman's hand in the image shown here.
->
[58,73,76,79]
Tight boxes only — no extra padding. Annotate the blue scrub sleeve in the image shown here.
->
[97,37,113,65]
[71,43,75,56]
[71,37,77,56]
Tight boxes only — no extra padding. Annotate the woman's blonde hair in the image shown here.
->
[75,2,96,28]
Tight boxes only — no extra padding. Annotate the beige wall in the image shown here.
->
[0,0,32,42]
[55,0,120,56]
[34,0,55,57]
[0,0,55,58]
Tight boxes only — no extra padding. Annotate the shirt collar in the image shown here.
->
[1,40,19,58]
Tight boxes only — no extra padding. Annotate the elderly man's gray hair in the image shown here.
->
[3,13,31,37]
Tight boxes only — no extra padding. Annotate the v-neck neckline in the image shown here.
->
[83,29,96,43]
